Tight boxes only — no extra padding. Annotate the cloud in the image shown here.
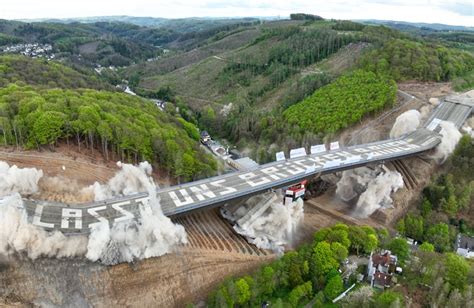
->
[438,0,473,16]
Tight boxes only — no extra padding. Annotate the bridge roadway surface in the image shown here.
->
[23,98,473,234]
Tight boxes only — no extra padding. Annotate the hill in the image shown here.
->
[0,54,112,89]
[359,19,474,32]
[18,16,263,30]
[2,17,473,165]
[0,83,217,181]
[0,18,262,68]
[0,20,161,67]
[133,19,384,110]
[126,18,474,162]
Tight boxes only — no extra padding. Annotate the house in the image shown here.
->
[367,250,399,289]
[455,234,474,258]
[200,131,211,144]
[150,99,167,110]
[373,272,392,289]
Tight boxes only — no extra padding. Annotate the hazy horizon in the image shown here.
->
[2,0,473,27]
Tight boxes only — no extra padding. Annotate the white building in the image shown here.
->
[456,234,474,258]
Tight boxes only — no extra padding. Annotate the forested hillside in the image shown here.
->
[207,221,473,307]
[1,16,473,168]
[0,83,217,181]
[129,18,474,163]
[359,38,474,86]
[0,55,112,89]
[0,18,261,67]
[284,70,397,134]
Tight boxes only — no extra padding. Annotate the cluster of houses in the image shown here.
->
[1,43,54,59]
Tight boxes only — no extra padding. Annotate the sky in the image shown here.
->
[2,0,473,27]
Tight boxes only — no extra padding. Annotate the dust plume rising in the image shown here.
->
[0,161,187,265]
[389,110,420,139]
[432,121,462,163]
[336,167,403,218]
[221,192,304,254]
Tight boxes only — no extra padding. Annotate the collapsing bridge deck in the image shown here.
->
[23,98,473,234]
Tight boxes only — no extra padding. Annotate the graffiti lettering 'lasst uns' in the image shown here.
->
[28,138,423,232]
[31,197,149,231]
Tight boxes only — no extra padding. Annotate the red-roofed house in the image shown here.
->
[367,250,399,289]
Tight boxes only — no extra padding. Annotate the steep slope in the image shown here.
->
[135,20,366,109]
[0,18,263,68]
[0,54,112,89]
[0,84,217,181]
[131,19,474,165]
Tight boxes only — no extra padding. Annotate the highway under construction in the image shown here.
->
[23,95,474,235]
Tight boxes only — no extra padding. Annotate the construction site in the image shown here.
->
[1,83,473,307]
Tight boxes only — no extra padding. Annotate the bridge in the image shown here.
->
[23,96,473,234]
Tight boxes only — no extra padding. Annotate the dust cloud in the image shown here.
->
[389,110,421,139]
[85,162,187,265]
[0,161,187,265]
[0,162,87,259]
[0,161,43,196]
[0,193,88,259]
[462,117,474,138]
[336,167,403,218]
[432,121,462,163]
[221,192,304,254]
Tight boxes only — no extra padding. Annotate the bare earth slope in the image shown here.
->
[1,249,272,307]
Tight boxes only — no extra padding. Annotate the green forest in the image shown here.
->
[205,222,473,307]
[359,39,474,88]
[0,83,217,181]
[0,55,111,89]
[283,70,397,134]
[397,135,474,251]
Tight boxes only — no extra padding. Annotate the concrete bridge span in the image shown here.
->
[22,98,473,235]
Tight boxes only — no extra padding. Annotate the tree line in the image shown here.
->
[397,135,474,252]
[0,55,112,90]
[359,38,474,82]
[283,70,397,134]
[0,83,217,181]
